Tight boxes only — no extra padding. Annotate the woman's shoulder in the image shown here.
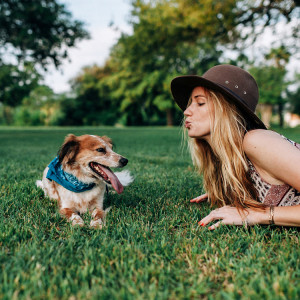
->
[244,128,281,140]
[243,129,281,150]
[243,129,298,161]
[244,130,300,189]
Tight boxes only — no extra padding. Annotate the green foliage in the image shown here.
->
[249,66,288,105]
[127,0,235,62]
[22,85,55,107]
[248,46,294,127]
[13,106,45,126]
[0,63,40,107]
[0,0,89,111]
[66,64,121,126]
[0,0,90,68]
[70,0,297,126]
[0,85,68,126]
[0,127,300,299]
[1,0,298,126]
[12,85,63,126]
[265,45,291,69]
[98,0,228,125]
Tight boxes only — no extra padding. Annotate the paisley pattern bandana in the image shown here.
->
[46,157,95,193]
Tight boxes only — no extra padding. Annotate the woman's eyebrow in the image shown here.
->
[193,94,206,99]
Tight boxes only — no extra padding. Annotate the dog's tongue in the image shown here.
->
[100,166,124,194]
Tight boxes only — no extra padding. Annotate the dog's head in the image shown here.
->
[58,134,128,193]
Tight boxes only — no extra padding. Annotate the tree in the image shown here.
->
[20,85,62,125]
[68,0,298,126]
[249,65,288,127]
[265,46,291,70]
[288,88,300,116]
[0,0,90,120]
[0,0,89,68]
[106,0,299,125]
[66,63,120,125]
[0,62,41,124]
[287,74,300,116]
[0,62,40,107]
[264,46,291,126]
[109,0,227,125]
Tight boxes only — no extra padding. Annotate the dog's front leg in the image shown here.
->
[90,208,105,229]
[60,208,84,227]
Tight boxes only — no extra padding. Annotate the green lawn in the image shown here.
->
[0,126,299,300]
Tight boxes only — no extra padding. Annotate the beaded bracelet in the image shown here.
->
[269,206,275,225]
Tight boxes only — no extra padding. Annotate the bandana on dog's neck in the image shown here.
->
[46,157,95,193]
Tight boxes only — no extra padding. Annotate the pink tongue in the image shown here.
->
[99,165,124,194]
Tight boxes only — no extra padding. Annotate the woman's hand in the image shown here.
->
[198,206,267,230]
[190,193,208,203]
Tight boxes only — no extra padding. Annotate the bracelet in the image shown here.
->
[269,206,275,225]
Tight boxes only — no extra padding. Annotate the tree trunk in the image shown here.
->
[3,105,14,125]
[278,102,284,127]
[166,108,173,126]
[256,103,273,128]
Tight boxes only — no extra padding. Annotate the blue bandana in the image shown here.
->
[46,157,95,193]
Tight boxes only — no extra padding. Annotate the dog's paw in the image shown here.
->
[90,219,104,229]
[70,213,84,227]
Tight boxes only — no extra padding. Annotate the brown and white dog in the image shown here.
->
[36,134,133,228]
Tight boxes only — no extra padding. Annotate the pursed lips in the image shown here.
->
[185,120,191,128]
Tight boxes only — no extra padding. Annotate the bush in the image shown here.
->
[14,106,45,126]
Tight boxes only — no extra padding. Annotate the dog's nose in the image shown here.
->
[119,157,128,167]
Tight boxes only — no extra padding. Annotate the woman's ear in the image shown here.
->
[58,134,80,165]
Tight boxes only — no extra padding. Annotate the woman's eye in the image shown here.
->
[197,103,205,106]
[96,148,106,153]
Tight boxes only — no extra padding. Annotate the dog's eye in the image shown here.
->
[96,148,106,153]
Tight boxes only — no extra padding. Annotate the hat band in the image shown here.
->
[218,84,253,112]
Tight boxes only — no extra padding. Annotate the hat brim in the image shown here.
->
[171,75,266,130]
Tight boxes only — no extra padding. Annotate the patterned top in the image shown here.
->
[248,135,300,207]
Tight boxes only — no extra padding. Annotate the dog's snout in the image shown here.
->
[119,157,128,167]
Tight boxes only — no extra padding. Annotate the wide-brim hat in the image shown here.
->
[171,64,266,129]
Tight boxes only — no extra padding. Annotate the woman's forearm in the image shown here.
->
[258,205,300,227]
[198,204,300,229]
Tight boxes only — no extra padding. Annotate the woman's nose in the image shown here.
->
[184,106,192,116]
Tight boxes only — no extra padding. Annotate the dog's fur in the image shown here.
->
[36,134,133,228]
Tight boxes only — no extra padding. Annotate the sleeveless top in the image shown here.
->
[247,135,300,207]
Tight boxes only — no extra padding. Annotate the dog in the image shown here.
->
[36,134,133,228]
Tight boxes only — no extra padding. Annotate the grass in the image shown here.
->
[0,126,299,300]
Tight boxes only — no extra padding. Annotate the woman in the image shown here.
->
[171,64,300,229]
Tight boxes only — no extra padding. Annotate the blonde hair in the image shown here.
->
[185,88,263,210]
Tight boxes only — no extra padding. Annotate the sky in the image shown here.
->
[44,0,132,93]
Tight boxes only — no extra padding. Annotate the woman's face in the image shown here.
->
[184,87,215,141]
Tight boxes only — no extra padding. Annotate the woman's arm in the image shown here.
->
[199,205,300,230]
[198,130,300,229]
[270,205,300,226]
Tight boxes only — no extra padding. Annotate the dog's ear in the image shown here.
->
[58,134,80,165]
[101,136,114,149]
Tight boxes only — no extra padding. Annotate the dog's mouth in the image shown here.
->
[89,162,123,194]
